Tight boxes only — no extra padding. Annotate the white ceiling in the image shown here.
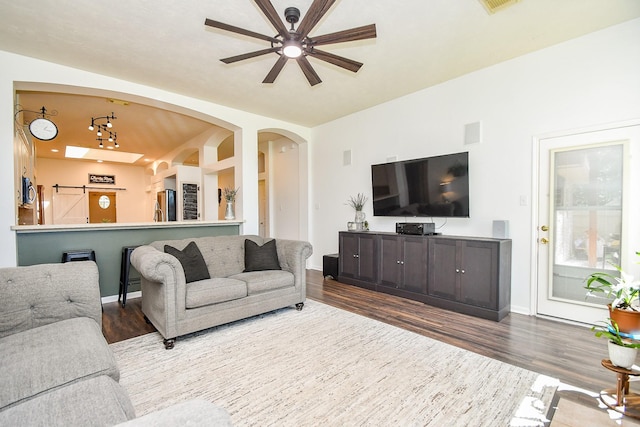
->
[3,1,640,163]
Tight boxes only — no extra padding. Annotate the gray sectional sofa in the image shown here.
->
[0,261,232,426]
[131,235,313,349]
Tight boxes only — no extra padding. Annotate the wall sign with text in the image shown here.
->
[89,174,115,185]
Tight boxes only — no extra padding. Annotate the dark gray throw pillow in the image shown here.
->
[164,241,210,283]
[244,239,281,272]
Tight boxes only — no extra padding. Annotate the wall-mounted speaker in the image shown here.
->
[343,149,352,166]
[464,121,482,145]
[492,220,509,238]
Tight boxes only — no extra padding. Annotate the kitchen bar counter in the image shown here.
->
[12,220,242,233]
[13,220,242,298]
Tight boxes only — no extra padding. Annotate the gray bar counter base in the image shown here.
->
[14,221,241,297]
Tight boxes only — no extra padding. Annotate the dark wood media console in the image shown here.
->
[338,231,511,321]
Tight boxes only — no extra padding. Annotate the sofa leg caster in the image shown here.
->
[295,302,304,311]
[163,338,175,350]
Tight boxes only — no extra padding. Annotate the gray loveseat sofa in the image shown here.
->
[131,235,313,349]
[0,261,232,426]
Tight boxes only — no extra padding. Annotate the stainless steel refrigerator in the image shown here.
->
[155,189,176,221]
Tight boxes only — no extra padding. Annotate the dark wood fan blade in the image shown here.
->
[253,0,288,37]
[296,0,337,38]
[296,55,322,86]
[205,18,279,43]
[309,24,377,46]
[307,49,363,73]
[263,55,289,83]
[221,47,280,64]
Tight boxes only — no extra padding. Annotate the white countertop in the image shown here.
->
[12,220,244,233]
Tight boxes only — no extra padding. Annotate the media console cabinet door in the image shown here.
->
[428,237,507,311]
[458,240,499,309]
[379,234,427,294]
[401,237,428,294]
[428,238,459,301]
[338,232,378,284]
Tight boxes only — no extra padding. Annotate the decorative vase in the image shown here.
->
[608,305,640,336]
[354,210,366,231]
[608,340,638,369]
[224,201,235,220]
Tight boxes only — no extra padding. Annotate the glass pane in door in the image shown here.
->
[550,143,623,304]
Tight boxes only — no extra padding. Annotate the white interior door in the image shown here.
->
[536,122,640,325]
[52,188,88,224]
[258,179,267,237]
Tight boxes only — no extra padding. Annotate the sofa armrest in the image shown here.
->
[275,239,313,282]
[130,245,183,285]
[130,245,186,339]
[0,261,102,339]
[276,239,313,269]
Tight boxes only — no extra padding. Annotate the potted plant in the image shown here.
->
[346,193,368,231]
[585,251,640,334]
[592,318,640,369]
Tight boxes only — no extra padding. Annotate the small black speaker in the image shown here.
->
[322,254,339,279]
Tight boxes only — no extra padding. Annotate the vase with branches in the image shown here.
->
[347,193,368,231]
[223,187,239,220]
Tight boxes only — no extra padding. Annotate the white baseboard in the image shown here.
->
[101,291,141,304]
[509,305,532,316]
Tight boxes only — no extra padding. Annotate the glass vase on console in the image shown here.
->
[225,201,235,220]
[354,210,366,231]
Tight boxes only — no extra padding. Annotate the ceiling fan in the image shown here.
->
[204,0,376,86]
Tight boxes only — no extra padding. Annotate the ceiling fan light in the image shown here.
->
[283,42,302,58]
[88,125,94,131]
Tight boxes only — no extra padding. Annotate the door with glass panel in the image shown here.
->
[536,124,640,325]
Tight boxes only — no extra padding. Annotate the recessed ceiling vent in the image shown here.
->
[479,0,520,14]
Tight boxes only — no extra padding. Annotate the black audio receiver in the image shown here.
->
[395,222,436,235]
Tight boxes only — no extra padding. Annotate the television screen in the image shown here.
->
[371,152,469,218]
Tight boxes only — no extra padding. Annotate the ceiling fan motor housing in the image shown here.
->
[284,7,300,25]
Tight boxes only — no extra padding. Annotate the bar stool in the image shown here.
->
[61,249,96,263]
[119,246,139,308]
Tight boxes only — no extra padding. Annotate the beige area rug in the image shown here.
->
[110,300,557,426]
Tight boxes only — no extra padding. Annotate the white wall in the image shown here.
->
[269,138,301,240]
[309,18,640,314]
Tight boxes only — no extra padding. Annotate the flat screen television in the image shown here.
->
[371,152,469,218]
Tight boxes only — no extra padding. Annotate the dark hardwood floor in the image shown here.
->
[103,269,615,411]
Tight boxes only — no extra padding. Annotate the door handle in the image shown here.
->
[540,237,549,244]
[540,225,549,232]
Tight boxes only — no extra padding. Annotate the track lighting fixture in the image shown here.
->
[96,131,119,149]
[88,113,119,148]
